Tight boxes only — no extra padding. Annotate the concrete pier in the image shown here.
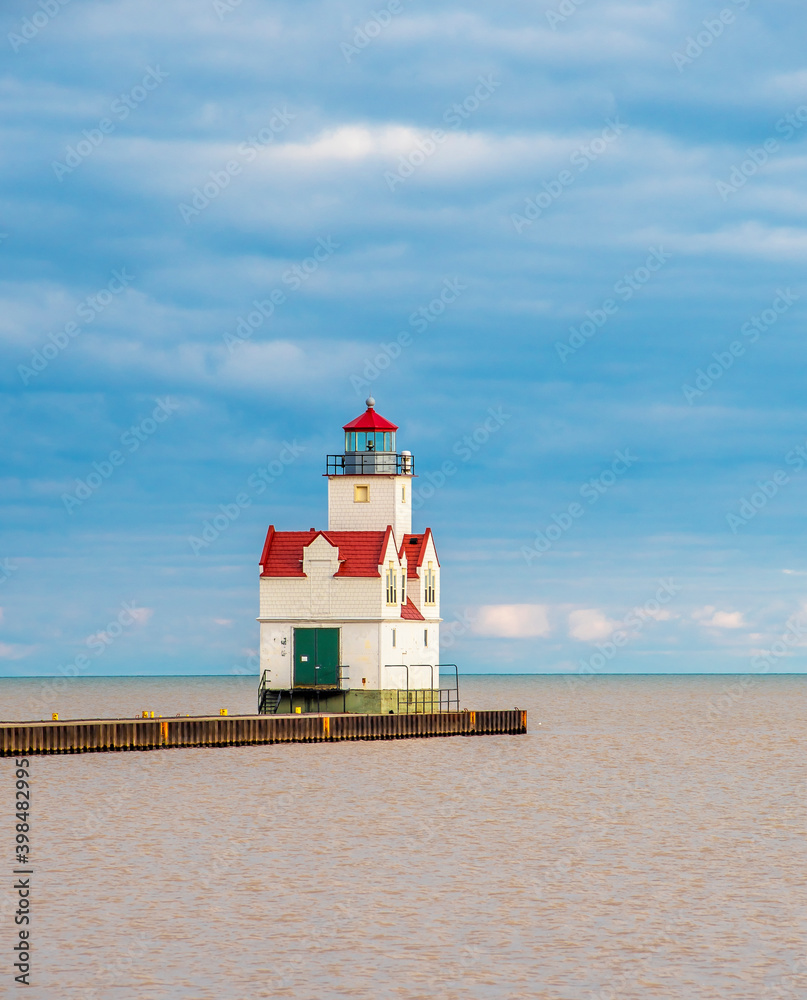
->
[1,709,527,756]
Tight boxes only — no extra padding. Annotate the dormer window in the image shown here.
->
[424,562,436,605]
[400,571,406,604]
[385,561,397,605]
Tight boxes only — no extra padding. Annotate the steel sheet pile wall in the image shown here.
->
[0,710,527,755]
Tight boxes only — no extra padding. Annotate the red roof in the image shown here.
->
[401,598,425,621]
[260,526,392,578]
[399,529,439,579]
[343,406,398,432]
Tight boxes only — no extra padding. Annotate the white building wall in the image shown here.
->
[328,475,412,535]
[340,623,381,689]
[379,620,439,690]
[260,576,384,620]
[259,622,294,688]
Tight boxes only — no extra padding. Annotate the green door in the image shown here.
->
[293,628,340,686]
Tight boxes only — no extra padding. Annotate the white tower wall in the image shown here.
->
[327,475,413,535]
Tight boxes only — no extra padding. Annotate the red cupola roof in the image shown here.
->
[342,396,398,432]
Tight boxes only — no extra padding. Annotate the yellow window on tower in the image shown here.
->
[424,562,436,605]
[354,484,369,502]
[402,485,406,503]
[386,561,397,605]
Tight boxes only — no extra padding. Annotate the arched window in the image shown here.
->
[424,562,436,605]
[386,562,397,605]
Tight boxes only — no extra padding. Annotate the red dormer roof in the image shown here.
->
[260,526,391,578]
[398,528,439,578]
[343,407,398,432]
[401,598,425,621]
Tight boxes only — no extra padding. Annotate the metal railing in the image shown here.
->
[326,453,415,475]
[385,663,461,714]
[437,664,460,712]
[258,670,278,714]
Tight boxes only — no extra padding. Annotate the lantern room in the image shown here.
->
[328,397,413,476]
[344,396,397,453]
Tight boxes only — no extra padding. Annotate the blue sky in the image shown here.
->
[2,0,807,677]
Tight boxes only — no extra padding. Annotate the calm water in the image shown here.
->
[1,674,805,999]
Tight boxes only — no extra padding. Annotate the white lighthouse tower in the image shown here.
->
[257,398,452,714]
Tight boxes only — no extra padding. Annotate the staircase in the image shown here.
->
[260,690,282,714]
[257,671,283,714]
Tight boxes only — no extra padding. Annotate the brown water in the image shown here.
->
[1,674,805,999]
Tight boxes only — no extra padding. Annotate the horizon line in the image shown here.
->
[1,672,806,679]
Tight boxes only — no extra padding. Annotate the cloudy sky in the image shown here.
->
[2,0,807,677]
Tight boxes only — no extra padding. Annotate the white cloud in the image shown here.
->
[0,642,33,660]
[692,606,746,629]
[635,606,675,622]
[279,124,422,162]
[568,608,617,642]
[472,604,551,638]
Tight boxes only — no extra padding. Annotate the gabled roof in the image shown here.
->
[401,598,425,621]
[260,526,392,578]
[398,528,439,578]
[343,406,398,432]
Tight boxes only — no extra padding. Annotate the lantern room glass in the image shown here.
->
[345,431,395,453]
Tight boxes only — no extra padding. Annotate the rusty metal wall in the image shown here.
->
[0,710,527,755]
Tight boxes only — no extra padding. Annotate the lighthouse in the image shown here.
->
[257,398,453,714]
